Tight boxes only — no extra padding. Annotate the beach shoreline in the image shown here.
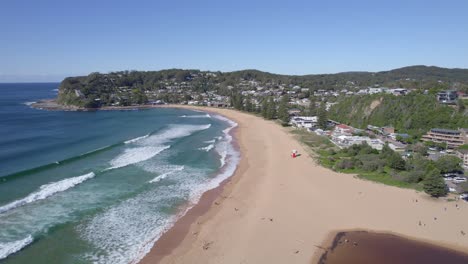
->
[28,101,468,263]
[138,106,468,264]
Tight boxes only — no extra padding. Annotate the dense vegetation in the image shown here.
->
[292,129,461,196]
[57,66,468,108]
[328,93,468,138]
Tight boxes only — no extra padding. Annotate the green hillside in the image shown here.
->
[328,93,468,137]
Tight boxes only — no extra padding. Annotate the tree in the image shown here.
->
[265,97,277,120]
[230,92,244,110]
[404,154,435,183]
[459,182,468,193]
[407,143,428,156]
[317,103,328,129]
[435,155,462,173]
[423,169,448,197]
[261,99,268,118]
[308,96,317,116]
[245,96,254,112]
[278,95,290,124]
[387,152,406,170]
[380,143,394,159]
[458,99,466,113]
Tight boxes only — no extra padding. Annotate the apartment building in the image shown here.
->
[422,128,468,149]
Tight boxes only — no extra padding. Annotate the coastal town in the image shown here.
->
[49,68,468,200]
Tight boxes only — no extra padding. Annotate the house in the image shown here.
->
[422,128,468,149]
[390,133,410,141]
[392,88,407,96]
[382,126,395,135]
[290,116,317,128]
[207,101,228,107]
[437,90,458,104]
[288,108,301,116]
[332,135,384,150]
[456,149,468,168]
[334,124,354,134]
[368,88,383,94]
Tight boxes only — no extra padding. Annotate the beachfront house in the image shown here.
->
[290,116,317,129]
[334,124,354,135]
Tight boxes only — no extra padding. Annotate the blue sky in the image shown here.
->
[1,0,467,82]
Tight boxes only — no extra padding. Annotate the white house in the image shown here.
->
[290,116,318,128]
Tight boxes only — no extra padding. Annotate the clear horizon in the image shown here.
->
[1,0,468,82]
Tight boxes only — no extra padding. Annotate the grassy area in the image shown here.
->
[290,127,423,191]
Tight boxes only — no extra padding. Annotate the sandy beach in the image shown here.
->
[136,106,468,264]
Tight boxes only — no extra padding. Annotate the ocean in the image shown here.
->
[0,83,239,264]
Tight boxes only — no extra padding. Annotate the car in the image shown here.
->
[460,193,468,200]
[449,187,457,192]
[453,177,467,183]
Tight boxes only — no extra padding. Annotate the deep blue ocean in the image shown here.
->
[0,83,239,264]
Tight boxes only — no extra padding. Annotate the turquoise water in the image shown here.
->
[0,83,239,263]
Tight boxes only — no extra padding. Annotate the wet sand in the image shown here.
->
[139,106,468,264]
[318,231,468,264]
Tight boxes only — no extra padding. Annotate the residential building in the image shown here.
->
[290,116,317,128]
[437,90,458,104]
[422,128,468,149]
[456,149,468,168]
[382,126,395,135]
[288,108,301,116]
[332,135,384,150]
[334,124,354,134]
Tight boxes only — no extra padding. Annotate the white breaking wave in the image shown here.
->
[149,166,185,183]
[0,235,34,260]
[108,124,210,171]
[0,172,95,216]
[212,114,238,168]
[23,101,36,106]
[107,146,170,170]
[180,114,211,118]
[198,144,214,152]
[203,139,216,144]
[0,172,95,214]
[124,134,150,144]
[80,186,184,264]
[139,124,211,146]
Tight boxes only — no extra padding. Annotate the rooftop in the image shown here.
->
[430,128,460,135]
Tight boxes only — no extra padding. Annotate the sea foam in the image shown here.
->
[108,124,211,170]
[180,114,211,118]
[108,146,170,170]
[124,134,149,144]
[81,115,236,264]
[198,144,215,152]
[0,172,95,214]
[0,235,34,260]
[139,124,211,146]
[148,165,185,183]
[22,101,36,106]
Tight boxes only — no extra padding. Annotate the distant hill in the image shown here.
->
[56,66,468,108]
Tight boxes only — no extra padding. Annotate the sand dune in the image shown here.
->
[140,106,468,264]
